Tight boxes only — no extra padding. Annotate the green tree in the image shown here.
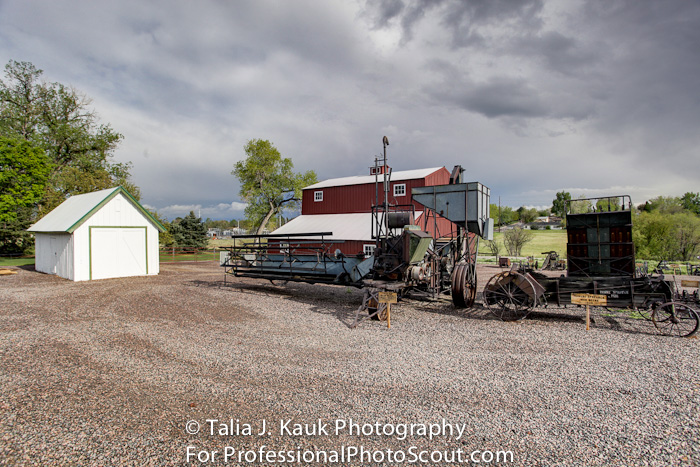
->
[489,203,515,226]
[518,207,538,224]
[148,210,174,248]
[233,139,317,235]
[633,211,700,261]
[552,191,571,218]
[569,196,593,214]
[0,138,51,253]
[680,192,700,215]
[0,60,137,215]
[640,196,683,214]
[633,211,673,260]
[170,212,208,250]
[673,212,700,260]
[595,197,621,212]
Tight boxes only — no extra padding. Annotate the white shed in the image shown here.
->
[27,187,165,281]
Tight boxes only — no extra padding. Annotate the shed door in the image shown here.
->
[90,227,147,280]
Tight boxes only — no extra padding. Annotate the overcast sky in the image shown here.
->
[1,0,698,220]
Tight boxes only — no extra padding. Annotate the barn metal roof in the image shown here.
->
[272,213,375,241]
[272,212,426,241]
[28,187,166,233]
[304,167,444,190]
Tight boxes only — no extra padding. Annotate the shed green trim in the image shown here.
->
[66,186,166,233]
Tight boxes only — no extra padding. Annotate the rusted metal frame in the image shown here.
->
[596,215,602,266]
[533,275,672,310]
[351,288,390,328]
[321,233,328,276]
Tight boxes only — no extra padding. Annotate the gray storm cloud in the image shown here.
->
[1,0,698,218]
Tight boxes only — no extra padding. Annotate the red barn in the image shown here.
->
[272,166,458,257]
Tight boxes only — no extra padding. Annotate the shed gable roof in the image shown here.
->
[28,187,166,233]
[304,167,445,190]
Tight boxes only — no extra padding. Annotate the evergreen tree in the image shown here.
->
[170,211,208,250]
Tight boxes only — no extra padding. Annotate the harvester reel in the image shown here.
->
[451,262,477,308]
[483,271,537,321]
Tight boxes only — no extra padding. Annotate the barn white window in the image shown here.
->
[363,244,376,257]
[393,184,406,197]
[314,191,323,202]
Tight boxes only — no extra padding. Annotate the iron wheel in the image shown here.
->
[651,302,700,338]
[451,262,477,308]
[483,271,536,321]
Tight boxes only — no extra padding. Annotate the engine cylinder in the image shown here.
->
[387,212,412,229]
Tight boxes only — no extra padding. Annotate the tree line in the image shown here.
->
[634,195,700,261]
[486,191,700,262]
[0,60,138,254]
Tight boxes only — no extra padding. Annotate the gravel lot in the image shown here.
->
[1,262,698,466]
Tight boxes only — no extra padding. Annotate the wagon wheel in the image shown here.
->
[483,271,536,321]
[367,296,388,321]
[451,262,477,308]
[651,302,700,338]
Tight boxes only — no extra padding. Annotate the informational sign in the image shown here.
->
[571,293,606,331]
[377,292,397,304]
[571,293,607,306]
[681,280,700,288]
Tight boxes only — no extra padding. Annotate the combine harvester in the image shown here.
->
[221,137,493,325]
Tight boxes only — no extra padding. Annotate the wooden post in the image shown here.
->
[571,293,606,332]
[377,292,397,329]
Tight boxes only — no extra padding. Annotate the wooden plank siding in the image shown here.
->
[289,167,462,256]
[302,168,451,215]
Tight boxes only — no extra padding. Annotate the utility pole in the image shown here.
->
[382,136,390,238]
[498,196,502,233]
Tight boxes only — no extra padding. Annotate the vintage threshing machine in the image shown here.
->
[483,196,700,337]
[221,137,493,323]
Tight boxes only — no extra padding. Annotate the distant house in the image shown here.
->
[527,216,563,230]
[272,166,457,256]
[28,187,165,281]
